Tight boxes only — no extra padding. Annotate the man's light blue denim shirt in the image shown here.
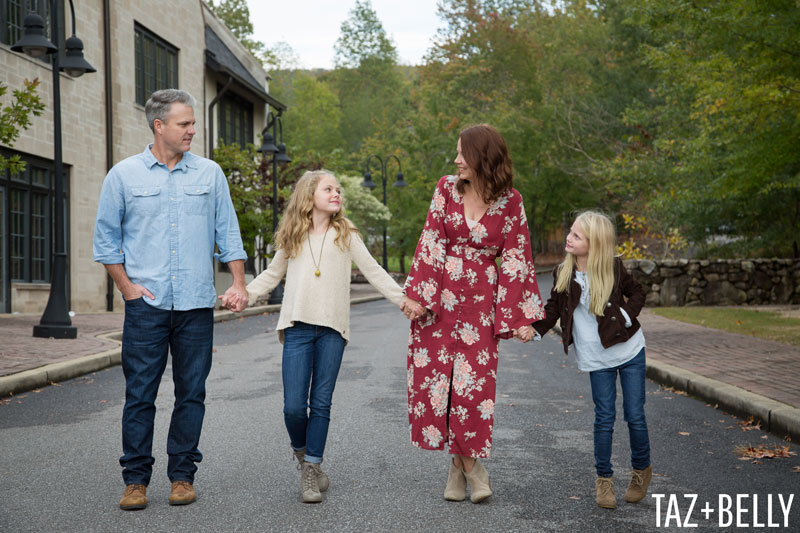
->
[93,146,247,311]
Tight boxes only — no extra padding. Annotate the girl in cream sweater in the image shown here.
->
[244,170,422,503]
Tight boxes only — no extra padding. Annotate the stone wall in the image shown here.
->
[625,259,800,307]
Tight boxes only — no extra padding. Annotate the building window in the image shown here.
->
[0,150,66,288]
[218,92,254,148]
[1,0,51,49]
[134,23,178,106]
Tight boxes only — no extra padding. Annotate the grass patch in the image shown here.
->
[651,307,800,347]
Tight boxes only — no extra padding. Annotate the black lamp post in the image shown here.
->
[257,112,291,304]
[12,1,96,339]
[361,155,407,270]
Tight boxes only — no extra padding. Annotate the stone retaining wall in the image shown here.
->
[625,259,800,307]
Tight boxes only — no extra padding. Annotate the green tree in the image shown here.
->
[620,0,800,257]
[328,0,408,153]
[208,0,267,64]
[333,0,397,68]
[271,73,344,154]
[0,79,45,173]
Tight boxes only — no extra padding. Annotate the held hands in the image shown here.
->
[513,325,535,343]
[219,284,249,313]
[401,297,425,320]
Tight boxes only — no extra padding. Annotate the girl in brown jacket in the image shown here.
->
[516,211,652,509]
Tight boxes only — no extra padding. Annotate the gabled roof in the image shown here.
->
[204,25,286,111]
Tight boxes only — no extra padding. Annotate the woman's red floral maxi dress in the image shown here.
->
[404,175,545,458]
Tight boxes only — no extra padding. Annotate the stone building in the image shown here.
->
[0,0,284,313]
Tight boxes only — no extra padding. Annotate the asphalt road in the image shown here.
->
[1,281,798,532]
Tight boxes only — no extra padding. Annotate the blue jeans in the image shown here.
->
[588,348,650,478]
[282,322,346,463]
[120,298,213,486]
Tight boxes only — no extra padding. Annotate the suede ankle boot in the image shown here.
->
[625,465,652,503]
[595,476,616,509]
[444,458,466,501]
[292,447,329,492]
[462,459,492,503]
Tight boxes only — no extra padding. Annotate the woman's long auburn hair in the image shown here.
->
[554,210,618,316]
[274,170,358,258]
[455,124,514,204]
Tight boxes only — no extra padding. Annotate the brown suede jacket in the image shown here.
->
[532,258,646,355]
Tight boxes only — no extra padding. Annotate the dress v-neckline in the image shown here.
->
[458,190,491,227]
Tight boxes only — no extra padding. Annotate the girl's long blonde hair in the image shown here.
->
[554,210,618,316]
[274,170,358,258]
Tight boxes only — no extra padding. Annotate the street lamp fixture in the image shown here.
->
[12,0,96,339]
[361,154,406,270]
[257,112,291,304]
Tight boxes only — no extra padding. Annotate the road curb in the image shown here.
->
[646,358,800,441]
[0,294,387,399]
[551,324,800,441]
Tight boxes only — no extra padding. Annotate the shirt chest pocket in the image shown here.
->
[183,185,211,216]
[130,187,161,215]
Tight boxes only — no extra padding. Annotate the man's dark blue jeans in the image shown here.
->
[120,297,213,486]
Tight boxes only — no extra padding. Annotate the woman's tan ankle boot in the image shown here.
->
[462,459,492,503]
[444,458,466,501]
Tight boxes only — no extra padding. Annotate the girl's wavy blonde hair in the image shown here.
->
[554,210,618,316]
[274,170,358,258]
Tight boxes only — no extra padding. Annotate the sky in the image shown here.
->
[246,1,444,70]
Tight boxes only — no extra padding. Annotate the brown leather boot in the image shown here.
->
[169,480,196,506]
[119,484,147,510]
[595,476,616,509]
[625,465,653,503]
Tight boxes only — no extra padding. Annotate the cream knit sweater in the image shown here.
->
[246,227,404,343]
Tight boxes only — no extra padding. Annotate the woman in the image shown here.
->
[403,124,544,502]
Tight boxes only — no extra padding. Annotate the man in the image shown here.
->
[93,89,248,510]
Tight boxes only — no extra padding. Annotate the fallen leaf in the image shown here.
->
[738,417,762,432]
[761,435,769,440]
[212,348,217,353]
[678,432,690,436]
[792,466,800,473]
[32,389,41,393]
[736,320,742,326]
[734,444,797,461]
[569,496,580,500]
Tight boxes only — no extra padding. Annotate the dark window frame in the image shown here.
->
[134,22,179,106]
[217,90,254,148]
[0,148,71,312]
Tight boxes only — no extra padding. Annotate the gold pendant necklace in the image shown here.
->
[308,229,327,277]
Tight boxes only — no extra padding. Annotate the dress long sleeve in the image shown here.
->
[403,176,451,324]
[493,191,544,338]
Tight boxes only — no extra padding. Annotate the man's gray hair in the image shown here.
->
[145,89,196,132]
